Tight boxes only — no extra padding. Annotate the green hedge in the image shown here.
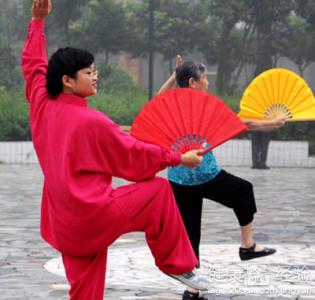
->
[89,88,147,124]
[0,90,31,141]
[0,88,148,141]
[1,90,315,154]
[97,62,135,93]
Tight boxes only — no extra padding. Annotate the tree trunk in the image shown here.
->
[254,22,273,77]
[105,51,110,65]
[299,62,309,77]
[253,3,273,77]
[297,64,304,76]
[231,23,255,88]
[215,21,235,94]
[65,19,70,45]
[169,58,173,75]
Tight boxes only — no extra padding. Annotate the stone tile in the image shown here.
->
[0,165,315,299]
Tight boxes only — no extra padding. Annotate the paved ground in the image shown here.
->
[0,164,315,300]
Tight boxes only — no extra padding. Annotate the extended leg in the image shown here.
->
[62,251,108,300]
[170,181,203,263]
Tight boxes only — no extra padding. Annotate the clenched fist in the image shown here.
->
[180,149,203,168]
[32,0,52,20]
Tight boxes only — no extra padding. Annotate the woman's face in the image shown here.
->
[189,71,209,90]
[63,64,98,97]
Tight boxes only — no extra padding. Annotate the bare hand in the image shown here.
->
[175,54,183,69]
[180,149,203,168]
[266,116,286,129]
[32,0,52,20]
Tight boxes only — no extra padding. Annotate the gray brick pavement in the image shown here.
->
[0,164,314,299]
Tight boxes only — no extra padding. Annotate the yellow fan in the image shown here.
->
[238,68,315,122]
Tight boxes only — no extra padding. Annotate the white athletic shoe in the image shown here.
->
[166,269,209,291]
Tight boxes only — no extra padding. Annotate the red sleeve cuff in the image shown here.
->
[169,151,181,167]
[29,19,45,31]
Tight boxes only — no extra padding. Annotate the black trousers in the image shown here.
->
[170,170,257,261]
[251,131,271,167]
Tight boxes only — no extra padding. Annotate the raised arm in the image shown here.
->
[157,55,182,95]
[242,117,286,131]
[21,0,51,105]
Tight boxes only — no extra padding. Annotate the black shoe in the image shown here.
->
[183,290,206,300]
[259,164,270,169]
[239,242,276,261]
[251,165,270,169]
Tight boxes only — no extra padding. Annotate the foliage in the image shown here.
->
[1,89,315,155]
[123,0,149,57]
[153,1,208,68]
[0,88,147,141]
[87,87,147,125]
[0,90,31,141]
[125,0,210,72]
[280,14,315,75]
[1,0,315,155]
[201,0,255,94]
[97,62,135,92]
[295,0,315,25]
[0,0,21,46]
[251,0,295,76]
[0,47,23,90]
[3,0,315,94]
[48,0,85,46]
[70,0,130,63]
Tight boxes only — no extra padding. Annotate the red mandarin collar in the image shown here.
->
[55,93,89,107]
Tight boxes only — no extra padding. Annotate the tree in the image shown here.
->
[71,0,130,64]
[293,0,315,75]
[125,0,209,73]
[49,0,85,46]
[0,47,22,90]
[0,0,24,90]
[295,0,315,25]
[153,0,208,73]
[123,0,149,57]
[281,15,315,76]
[251,0,294,76]
[200,0,255,94]
[0,0,20,46]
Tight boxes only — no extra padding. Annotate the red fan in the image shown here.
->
[131,88,248,155]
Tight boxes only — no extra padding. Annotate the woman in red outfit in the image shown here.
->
[22,1,209,299]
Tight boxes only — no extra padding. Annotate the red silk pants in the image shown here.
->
[62,177,198,299]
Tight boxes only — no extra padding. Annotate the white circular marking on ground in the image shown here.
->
[44,244,315,297]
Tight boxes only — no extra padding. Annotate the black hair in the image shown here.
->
[46,47,94,98]
[176,61,206,88]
